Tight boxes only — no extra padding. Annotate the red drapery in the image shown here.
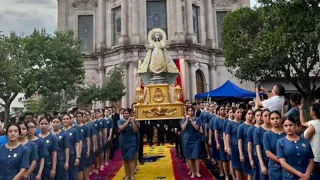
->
[174,59,184,102]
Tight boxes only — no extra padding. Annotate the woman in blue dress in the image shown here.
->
[237,109,254,179]
[103,109,114,166]
[208,113,219,165]
[118,108,138,180]
[263,110,286,179]
[75,111,90,180]
[62,114,81,180]
[225,108,236,180]
[247,109,262,180]
[213,106,229,179]
[51,117,70,180]
[18,122,38,180]
[26,119,49,180]
[0,123,29,180]
[225,108,243,179]
[277,116,314,180]
[254,109,271,180]
[181,106,203,178]
[38,117,59,179]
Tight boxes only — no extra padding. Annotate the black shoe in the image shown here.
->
[139,161,144,165]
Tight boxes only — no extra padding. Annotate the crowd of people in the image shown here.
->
[0,84,319,180]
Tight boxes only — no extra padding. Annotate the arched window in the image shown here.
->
[196,70,204,94]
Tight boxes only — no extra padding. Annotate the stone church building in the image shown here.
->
[57,0,254,108]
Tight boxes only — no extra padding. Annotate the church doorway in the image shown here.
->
[196,70,205,94]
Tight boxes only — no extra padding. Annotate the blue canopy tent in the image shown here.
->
[195,80,256,99]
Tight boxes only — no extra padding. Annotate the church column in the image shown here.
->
[129,61,138,106]
[98,0,106,50]
[176,0,185,43]
[186,0,196,44]
[209,63,217,90]
[57,0,67,31]
[131,0,140,44]
[119,0,129,45]
[205,0,215,48]
[121,62,128,108]
[98,55,105,108]
[189,61,197,102]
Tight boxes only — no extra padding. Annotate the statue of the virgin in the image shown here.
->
[137,28,179,85]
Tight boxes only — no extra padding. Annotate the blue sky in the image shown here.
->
[0,0,258,36]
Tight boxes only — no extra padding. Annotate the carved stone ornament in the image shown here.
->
[153,88,166,103]
[142,107,178,118]
[72,0,98,10]
[214,0,237,6]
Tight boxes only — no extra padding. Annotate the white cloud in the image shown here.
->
[0,0,57,36]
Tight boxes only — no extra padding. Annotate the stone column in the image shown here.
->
[176,0,185,43]
[98,55,105,108]
[98,0,106,51]
[208,63,217,90]
[186,0,196,44]
[189,61,197,102]
[121,62,128,108]
[119,0,129,45]
[131,0,140,44]
[128,61,138,105]
[205,0,215,48]
[57,0,67,31]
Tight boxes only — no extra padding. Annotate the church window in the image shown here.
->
[193,5,200,43]
[78,15,93,53]
[216,11,228,49]
[113,6,121,45]
[196,70,205,94]
[147,0,167,36]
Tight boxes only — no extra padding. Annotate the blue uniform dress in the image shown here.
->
[0,144,30,180]
[104,118,114,149]
[118,119,137,161]
[223,120,232,161]
[32,138,49,179]
[93,120,101,156]
[99,118,105,152]
[209,115,219,159]
[40,133,59,179]
[25,141,39,178]
[53,130,70,180]
[77,125,89,172]
[0,135,8,145]
[65,127,80,180]
[213,117,228,161]
[277,137,314,180]
[237,123,253,175]
[254,127,269,180]
[263,130,286,180]
[200,111,211,142]
[86,122,97,167]
[225,121,242,170]
[247,125,260,179]
[181,117,202,160]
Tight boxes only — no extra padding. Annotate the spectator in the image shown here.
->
[255,84,285,113]
[282,93,301,119]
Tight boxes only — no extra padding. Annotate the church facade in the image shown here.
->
[57,0,254,108]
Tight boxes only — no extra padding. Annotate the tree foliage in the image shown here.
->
[76,67,126,107]
[222,1,320,102]
[0,29,85,121]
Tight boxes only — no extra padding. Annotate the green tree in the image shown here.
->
[76,84,101,107]
[0,29,85,122]
[101,66,126,102]
[222,1,320,104]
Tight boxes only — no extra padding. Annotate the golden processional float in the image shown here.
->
[134,28,184,121]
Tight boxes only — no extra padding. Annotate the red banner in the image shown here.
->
[174,59,184,102]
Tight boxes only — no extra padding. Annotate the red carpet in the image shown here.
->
[90,151,123,180]
[170,148,216,180]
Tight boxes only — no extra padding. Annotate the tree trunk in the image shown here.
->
[4,103,10,124]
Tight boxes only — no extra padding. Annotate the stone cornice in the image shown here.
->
[85,44,223,59]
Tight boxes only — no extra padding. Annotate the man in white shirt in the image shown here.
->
[255,84,285,113]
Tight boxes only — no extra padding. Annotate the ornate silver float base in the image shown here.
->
[150,74,167,84]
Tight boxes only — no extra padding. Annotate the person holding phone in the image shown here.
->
[282,93,301,119]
